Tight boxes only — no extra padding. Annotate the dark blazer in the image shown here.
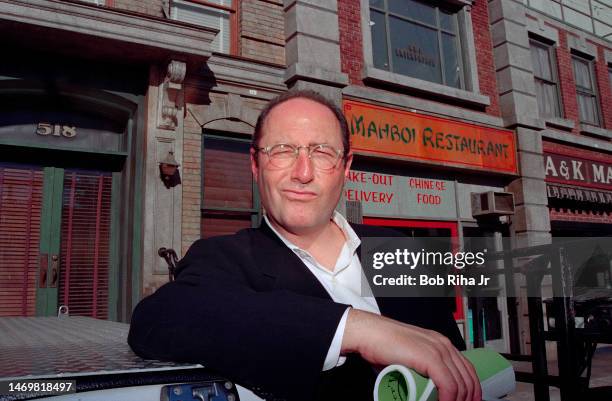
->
[128,222,464,401]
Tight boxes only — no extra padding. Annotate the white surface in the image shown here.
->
[33,383,264,401]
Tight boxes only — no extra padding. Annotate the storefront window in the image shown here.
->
[572,54,601,126]
[201,135,259,238]
[369,0,463,88]
[529,38,562,119]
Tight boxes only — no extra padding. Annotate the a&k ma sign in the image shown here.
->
[343,100,518,174]
[544,152,612,190]
[345,170,457,219]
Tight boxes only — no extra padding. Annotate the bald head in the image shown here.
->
[252,90,350,161]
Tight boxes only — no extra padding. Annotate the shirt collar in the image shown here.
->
[263,211,361,253]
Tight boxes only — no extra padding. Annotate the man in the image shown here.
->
[128,90,481,401]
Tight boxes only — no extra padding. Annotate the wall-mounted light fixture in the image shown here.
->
[159,151,181,189]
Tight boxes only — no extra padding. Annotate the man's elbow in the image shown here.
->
[128,297,164,359]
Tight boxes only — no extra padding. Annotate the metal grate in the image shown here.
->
[345,200,363,224]
[59,171,112,319]
[0,165,44,317]
[0,316,201,380]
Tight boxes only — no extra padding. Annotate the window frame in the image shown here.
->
[370,0,465,89]
[170,0,239,55]
[360,0,488,107]
[529,37,563,119]
[200,133,261,236]
[80,0,106,5]
[571,53,602,127]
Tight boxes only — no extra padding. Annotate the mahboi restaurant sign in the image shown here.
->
[343,100,517,174]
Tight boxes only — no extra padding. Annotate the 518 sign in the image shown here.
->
[36,123,77,138]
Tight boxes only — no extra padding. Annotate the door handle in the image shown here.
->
[39,254,48,288]
[50,254,59,288]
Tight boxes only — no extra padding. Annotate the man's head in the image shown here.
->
[250,90,352,236]
[252,90,350,159]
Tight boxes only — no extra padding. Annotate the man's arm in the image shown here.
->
[342,309,481,401]
[348,223,480,401]
[128,237,347,401]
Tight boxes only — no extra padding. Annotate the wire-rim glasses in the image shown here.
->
[254,143,344,171]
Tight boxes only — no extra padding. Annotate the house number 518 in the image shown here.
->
[36,123,77,138]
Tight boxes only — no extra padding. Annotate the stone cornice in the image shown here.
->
[0,0,217,60]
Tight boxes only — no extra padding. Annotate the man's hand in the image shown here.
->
[342,309,481,401]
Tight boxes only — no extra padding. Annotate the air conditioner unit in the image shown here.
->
[471,191,515,217]
[345,200,363,224]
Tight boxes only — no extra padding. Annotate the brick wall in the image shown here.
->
[182,114,203,256]
[556,30,580,133]
[108,0,164,17]
[594,43,612,130]
[543,140,612,163]
[240,0,285,65]
[471,0,500,117]
[338,0,363,85]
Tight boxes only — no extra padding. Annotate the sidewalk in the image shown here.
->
[507,345,612,401]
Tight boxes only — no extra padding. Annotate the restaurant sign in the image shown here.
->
[544,152,612,191]
[343,100,517,174]
[344,170,457,219]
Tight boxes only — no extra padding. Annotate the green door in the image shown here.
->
[0,163,113,318]
[36,167,63,316]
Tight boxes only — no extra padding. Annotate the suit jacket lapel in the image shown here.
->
[251,222,333,300]
[249,220,409,315]
[351,223,410,320]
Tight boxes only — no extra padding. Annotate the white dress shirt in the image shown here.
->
[264,212,381,370]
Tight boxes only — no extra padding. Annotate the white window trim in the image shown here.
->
[359,0,489,107]
[567,35,598,60]
[525,29,577,130]
[605,49,612,65]
[529,37,563,120]
[526,18,559,44]
[571,53,602,127]
[80,0,104,5]
[170,0,231,54]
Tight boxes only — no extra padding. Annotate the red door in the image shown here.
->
[362,217,464,320]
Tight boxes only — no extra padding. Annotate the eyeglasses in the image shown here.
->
[254,143,344,171]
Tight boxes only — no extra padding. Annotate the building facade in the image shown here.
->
[1,0,610,353]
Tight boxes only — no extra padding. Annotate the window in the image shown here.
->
[572,54,601,126]
[171,0,237,54]
[529,38,562,119]
[201,135,260,238]
[369,0,463,88]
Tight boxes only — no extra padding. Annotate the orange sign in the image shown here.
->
[343,100,518,174]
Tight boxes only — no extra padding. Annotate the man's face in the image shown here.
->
[251,98,352,235]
